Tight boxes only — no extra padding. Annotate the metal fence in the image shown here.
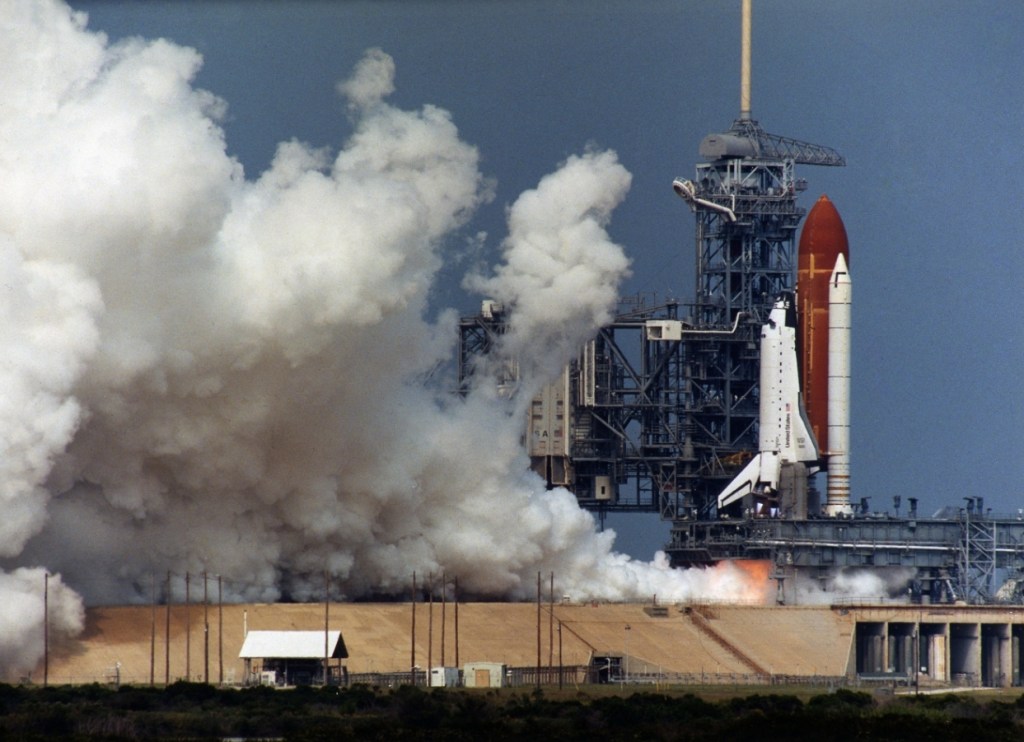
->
[32,667,941,691]
[344,667,857,690]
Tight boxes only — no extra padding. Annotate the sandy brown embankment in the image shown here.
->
[27,601,865,686]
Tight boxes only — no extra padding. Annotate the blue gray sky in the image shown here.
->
[71,0,1024,558]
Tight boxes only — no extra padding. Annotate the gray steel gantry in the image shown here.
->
[456,116,845,522]
[674,117,844,517]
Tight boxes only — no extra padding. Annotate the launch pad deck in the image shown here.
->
[668,508,1024,605]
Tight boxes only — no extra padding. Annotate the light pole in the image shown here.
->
[623,624,631,686]
[558,620,563,690]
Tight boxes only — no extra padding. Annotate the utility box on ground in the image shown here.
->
[429,666,460,687]
[462,662,506,688]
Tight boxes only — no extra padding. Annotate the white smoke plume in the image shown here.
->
[465,149,632,382]
[794,568,916,605]
[0,0,770,673]
[0,568,83,679]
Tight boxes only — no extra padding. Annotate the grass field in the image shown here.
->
[4,681,1024,740]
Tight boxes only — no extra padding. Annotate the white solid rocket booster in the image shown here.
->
[826,252,852,515]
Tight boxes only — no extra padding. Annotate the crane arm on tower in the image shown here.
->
[726,119,846,167]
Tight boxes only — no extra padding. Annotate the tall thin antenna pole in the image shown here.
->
[740,0,752,120]
[203,571,209,685]
[427,573,434,682]
[440,571,446,668]
[536,571,541,688]
[548,572,554,669]
[410,572,417,685]
[43,572,49,688]
[150,573,157,686]
[453,576,459,669]
[324,570,330,686]
[185,572,191,681]
[164,571,171,685]
[558,620,564,690]
[218,575,223,686]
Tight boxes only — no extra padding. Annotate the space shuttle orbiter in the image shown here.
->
[717,293,820,514]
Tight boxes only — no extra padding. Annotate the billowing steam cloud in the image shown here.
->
[0,569,83,676]
[465,148,632,381]
[0,1,767,675]
[795,568,917,605]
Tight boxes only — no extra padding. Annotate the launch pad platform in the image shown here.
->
[668,503,1024,605]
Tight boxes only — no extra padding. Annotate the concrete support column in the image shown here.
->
[1000,624,1012,688]
[927,629,948,682]
[975,623,982,687]
[1013,633,1021,686]
[882,622,889,672]
[943,623,951,684]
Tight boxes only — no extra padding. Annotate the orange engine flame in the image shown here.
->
[713,559,773,604]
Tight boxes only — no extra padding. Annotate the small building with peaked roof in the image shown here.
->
[239,630,348,686]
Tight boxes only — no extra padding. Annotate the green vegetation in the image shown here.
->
[0,682,1023,740]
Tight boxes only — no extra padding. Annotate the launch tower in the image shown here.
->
[669,0,843,517]
[459,0,845,522]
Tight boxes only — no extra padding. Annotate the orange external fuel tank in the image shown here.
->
[796,195,849,449]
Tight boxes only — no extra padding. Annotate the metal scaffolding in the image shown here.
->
[958,498,998,603]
